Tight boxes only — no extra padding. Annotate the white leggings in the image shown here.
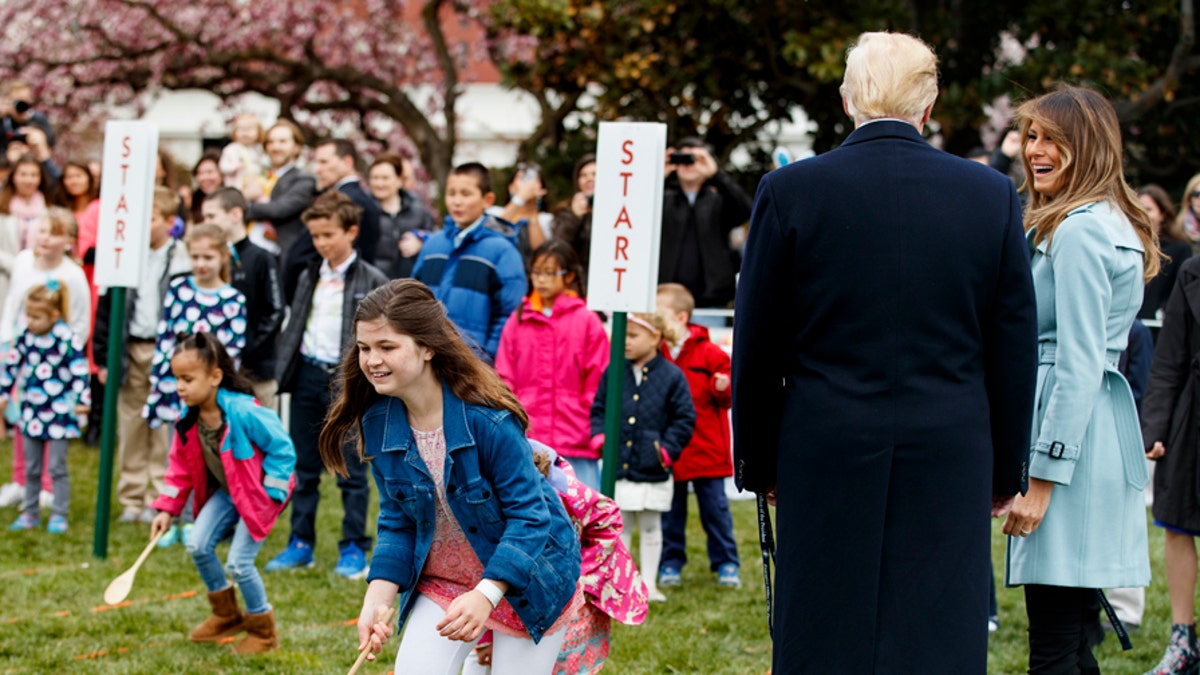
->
[621,509,663,594]
[393,594,565,675]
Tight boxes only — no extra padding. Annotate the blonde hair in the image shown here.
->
[630,310,685,346]
[656,283,695,319]
[232,113,265,144]
[26,282,69,321]
[41,207,80,261]
[151,185,178,220]
[840,32,939,126]
[185,223,232,283]
[1017,86,1160,281]
[1176,172,1200,241]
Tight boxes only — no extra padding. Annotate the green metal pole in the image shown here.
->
[600,312,627,498]
[94,287,127,559]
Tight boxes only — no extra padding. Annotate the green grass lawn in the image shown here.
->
[0,439,1180,673]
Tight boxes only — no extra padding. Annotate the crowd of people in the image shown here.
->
[4,26,1200,674]
[0,82,750,671]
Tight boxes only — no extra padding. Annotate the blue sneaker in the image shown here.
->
[180,523,195,547]
[156,524,178,547]
[47,515,68,534]
[265,537,314,571]
[335,543,369,579]
[8,512,39,531]
[717,563,742,588]
[659,566,682,587]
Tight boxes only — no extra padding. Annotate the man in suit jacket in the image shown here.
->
[246,120,317,301]
[732,32,1037,674]
[282,138,382,302]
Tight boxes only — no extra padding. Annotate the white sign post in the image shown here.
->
[586,122,667,497]
[587,122,667,313]
[95,121,158,288]
[94,120,158,559]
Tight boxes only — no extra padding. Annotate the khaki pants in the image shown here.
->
[116,342,169,510]
[251,378,278,412]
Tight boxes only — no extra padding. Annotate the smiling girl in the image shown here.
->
[144,224,247,430]
[322,279,582,675]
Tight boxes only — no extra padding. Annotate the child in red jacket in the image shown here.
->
[655,284,740,589]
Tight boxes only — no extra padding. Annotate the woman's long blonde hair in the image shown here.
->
[1017,86,1160,281]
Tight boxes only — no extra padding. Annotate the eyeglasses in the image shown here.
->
[530,269,567,279]
[1191,190,1200,198]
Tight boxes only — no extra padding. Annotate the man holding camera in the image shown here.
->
[2,82,55,156]
[660,137,752,312]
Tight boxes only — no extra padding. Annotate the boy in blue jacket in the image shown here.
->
[413,162,525,362]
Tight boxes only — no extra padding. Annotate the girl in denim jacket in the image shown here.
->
[321,279,582,675]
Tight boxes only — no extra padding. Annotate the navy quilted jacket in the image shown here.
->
[591,355,696,482]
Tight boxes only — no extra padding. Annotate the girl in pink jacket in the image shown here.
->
[496,241,609,489]
[469,441,650,674]
[149,331,296,655]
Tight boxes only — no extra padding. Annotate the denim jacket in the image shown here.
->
[363,384,581,643]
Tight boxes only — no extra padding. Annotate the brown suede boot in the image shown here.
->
[234,609,279,654]
[189,586,245,643]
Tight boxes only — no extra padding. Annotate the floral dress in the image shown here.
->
[143,277,246,428]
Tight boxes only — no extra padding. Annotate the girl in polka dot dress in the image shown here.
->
[2,281,91,533]
[144,224,246,429]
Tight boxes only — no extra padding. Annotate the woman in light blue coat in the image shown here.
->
[1003,86,1160,674]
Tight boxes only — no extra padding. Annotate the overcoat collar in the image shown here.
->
[839,119,928,149]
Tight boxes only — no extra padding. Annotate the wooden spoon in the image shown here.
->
[103,530,164,605]
[347,605,397,675]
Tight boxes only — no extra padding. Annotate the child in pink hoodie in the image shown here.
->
[495,241,608,489]
[467,440,649,674]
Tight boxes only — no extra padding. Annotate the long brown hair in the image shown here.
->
[319,279,529,476]
[1017,86,1160,281]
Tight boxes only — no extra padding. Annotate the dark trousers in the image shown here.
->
[1025,584,1102,675]
[288,360,371,551]
[661,477,739,572]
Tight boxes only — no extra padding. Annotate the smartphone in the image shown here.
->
[669,151,695,166]
[522,167,539,182]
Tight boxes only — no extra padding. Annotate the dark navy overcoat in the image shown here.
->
[731,120,1037,674]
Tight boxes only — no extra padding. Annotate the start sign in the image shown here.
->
[95,121,159,288]
[586,122,666,314]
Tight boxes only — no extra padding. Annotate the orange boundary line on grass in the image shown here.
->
[2,590,199,625]
[69,617,358,661]
[0,560,117,579]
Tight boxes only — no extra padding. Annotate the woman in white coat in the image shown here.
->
[1003,86,1159,674]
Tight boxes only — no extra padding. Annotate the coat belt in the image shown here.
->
[1035,341,1147,488]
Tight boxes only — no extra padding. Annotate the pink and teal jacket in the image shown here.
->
[151,389,296,542]
[496,293,609,459]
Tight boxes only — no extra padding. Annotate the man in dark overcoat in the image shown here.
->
[731,31,1038,674]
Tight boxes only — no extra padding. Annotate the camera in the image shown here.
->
[669,151,695,166]
[6,130,26,144]
[587,195,594,208]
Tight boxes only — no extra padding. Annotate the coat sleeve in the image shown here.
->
[486,244,527,360]
[151,433,194,516]
[246,258,284,359]
[584,313,611,409]
[731,174,788,492]
[92,288,112,369]
[591,366,610,437]
[706,341,733,410]
[1124,320,1153,411]
[1142,266,1194,446]
[1031,214,1114,486]
[225,291,248,362]
[711,171,753,232]
[245,173,315,222]
[493,309,521,391]
[242,402,296,502]
[983,184,1037,496]
[478,414,554,592]
[662,368,697,461]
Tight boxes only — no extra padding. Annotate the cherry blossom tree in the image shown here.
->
[0,0,515,188]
